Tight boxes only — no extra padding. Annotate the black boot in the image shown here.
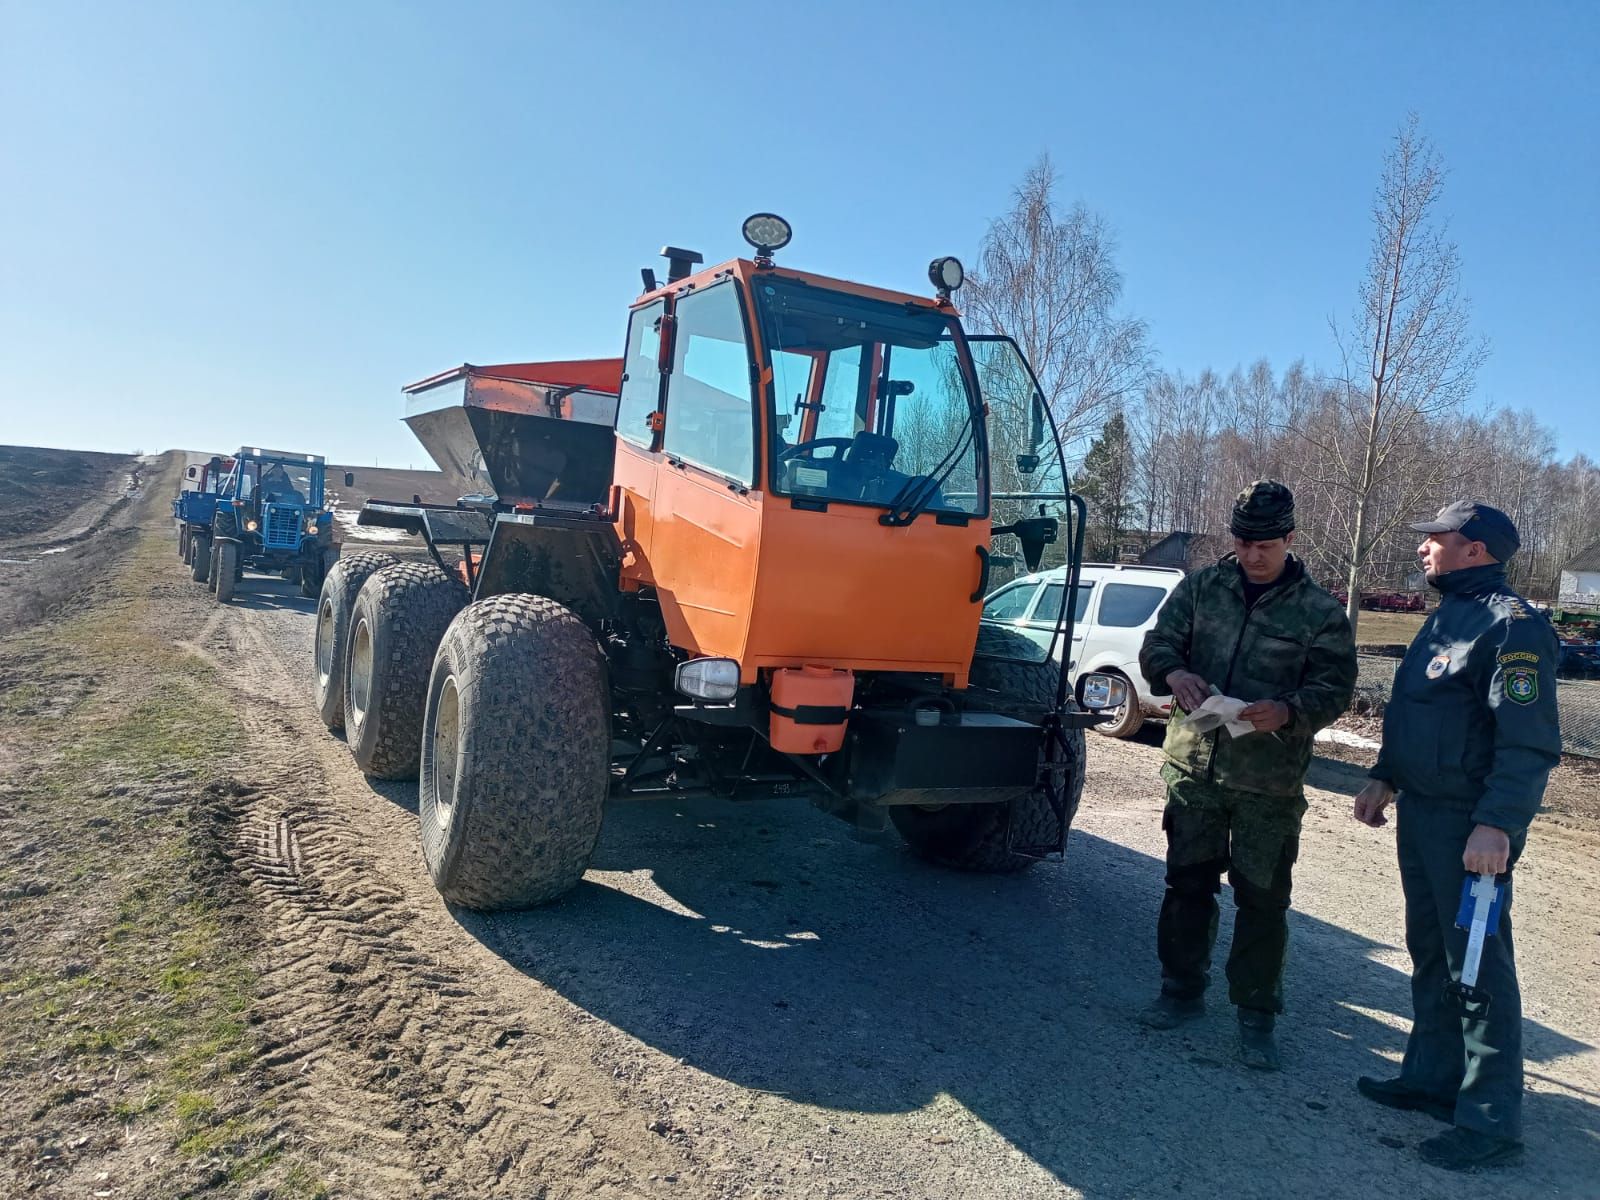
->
[1138,992,1204,1030]
[1356,1075,1454,1123]
[1237,1008,1280,1071]
[1418,1127,1523,1171]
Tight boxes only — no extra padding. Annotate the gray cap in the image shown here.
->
[1409,500,1520,561]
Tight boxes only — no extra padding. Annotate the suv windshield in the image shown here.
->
[755,277,985,516]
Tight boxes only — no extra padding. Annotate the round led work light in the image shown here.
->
[928,256,965,294]
[742,213,793,256]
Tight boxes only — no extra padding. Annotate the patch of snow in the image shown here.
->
[1315,727,1382,752]
[333,508,412,544]
[40,547,68,556]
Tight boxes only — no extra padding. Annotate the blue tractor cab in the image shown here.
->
[199,448,338,604]
[174,454,233,579]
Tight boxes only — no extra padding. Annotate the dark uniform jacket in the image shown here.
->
[1140,555,1358,798]
[1370,563,1561,835]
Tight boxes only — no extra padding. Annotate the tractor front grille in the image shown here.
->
[263,505,300,549]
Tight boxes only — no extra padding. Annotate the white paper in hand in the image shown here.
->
[1178,694,1257,738]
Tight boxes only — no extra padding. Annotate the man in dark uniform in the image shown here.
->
[1353,501,1561,1171]
[1139,481,1357,1069]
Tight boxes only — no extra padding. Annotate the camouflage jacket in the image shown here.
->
[1139,556,1357,798]
[1371,564,1560,835]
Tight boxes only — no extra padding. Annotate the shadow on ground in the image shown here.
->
[450,795,1598,1199]
[228,573,317,614]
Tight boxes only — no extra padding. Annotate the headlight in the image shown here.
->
[741,212,792,255]
[245,519,259,532]
[928,256,964,294]
[306,518,320,534]
[675,657,740,702]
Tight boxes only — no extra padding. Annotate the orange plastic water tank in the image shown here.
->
[768,666,855,755]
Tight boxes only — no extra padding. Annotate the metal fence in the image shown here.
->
[1353,654,1600,760]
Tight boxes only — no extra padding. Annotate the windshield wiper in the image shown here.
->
[878,425,975,527]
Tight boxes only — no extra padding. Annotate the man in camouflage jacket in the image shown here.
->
[1137,481,1357,1069]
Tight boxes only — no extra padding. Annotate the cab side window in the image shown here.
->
[616,299,667,449]
[664,282,754,484]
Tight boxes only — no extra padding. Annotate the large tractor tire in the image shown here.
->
[1086,669,1144,739]
[419,594,610,911]
[190,533,211,583]
[344,562,468,780]
[313,550,398,732]
[214,541,240,603]
[890,654,1087,874]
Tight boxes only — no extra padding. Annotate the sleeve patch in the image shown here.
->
[1498,651,1540,666]
[1504,667,1539,705]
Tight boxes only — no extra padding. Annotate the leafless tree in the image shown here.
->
[963,156,1152,453]
[1292,115,1489,635]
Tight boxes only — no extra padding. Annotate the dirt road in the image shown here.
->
[5,453,1598,1199]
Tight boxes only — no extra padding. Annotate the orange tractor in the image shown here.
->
[313,215,1110,909]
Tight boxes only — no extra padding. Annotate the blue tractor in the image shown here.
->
[199,448,339,603]
[174,454,234,584]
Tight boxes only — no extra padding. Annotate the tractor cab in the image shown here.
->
[222,450,325,533]
[604,219,1065,686]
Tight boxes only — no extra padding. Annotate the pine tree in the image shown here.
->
[1074,411,1135,561]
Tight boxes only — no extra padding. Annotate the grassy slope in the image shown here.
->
[0,454,325,1198]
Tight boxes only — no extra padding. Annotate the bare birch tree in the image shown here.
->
[1293,115,1488,635]
[963,156,1152,452]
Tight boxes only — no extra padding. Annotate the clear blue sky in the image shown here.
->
[2,1,1596,468]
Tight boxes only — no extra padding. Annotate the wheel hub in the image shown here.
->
[349,617,373,728]
[431,675,461,830]
[315,597,336,690]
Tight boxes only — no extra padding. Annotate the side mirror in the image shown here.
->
[1081,672,1130,711]
[343,472,355,488]
[990,515,1058,572]
[186,466,197,478]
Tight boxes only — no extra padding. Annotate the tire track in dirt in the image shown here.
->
[181,587,691,1198]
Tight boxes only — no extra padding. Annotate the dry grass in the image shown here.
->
[1350,609,1427,646]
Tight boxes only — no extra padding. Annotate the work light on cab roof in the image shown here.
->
[742,212,793,266]
[928,255,965,300]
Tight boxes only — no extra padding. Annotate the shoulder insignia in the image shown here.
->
[1426,654,1451,680]
[1504,666,1538,705]
[1498,650,1540,666]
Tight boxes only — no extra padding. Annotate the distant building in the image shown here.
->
[1139,531,1194,569]
[1559,541,1600,607]
[1138,531,1232,572]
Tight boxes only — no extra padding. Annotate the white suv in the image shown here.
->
[979,563,1184,737]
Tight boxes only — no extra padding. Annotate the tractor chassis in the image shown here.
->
[359,495,1095,861]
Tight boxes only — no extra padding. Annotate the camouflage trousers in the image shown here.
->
[1156,762,1307,1015]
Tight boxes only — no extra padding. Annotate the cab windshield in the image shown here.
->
[236,460,317,505]
[755,277,985,516]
